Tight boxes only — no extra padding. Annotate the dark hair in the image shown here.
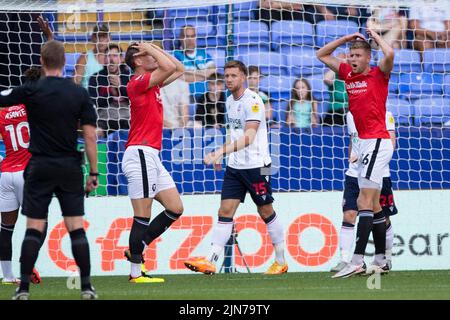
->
[23,67,42,82]
[41,40,65,70]
[224,60,248,76]
[350,40,371,54]
[125,43,139,71]
[107,43,121,53]
[288,78,313,112]
[92,24,109,38]
[207,73,224,82]
[248,65,260,75]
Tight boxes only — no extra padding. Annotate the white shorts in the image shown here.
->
[122,145,176,199]
[356,138,393,190]
[0,170,24,212]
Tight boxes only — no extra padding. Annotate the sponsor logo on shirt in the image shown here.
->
[251,104,260,113]
[346,80,368,94]
[229,118,243,129]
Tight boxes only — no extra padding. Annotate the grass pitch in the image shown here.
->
[1,270,449,300]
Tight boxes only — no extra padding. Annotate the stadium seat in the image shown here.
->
[64,52,80,77]
[271,21,314,50]
[232,21,270,49]
[377,49,422,73]
[413,98,450,126]
[233,45,270,57]
[444,74,450,98]
[388,73,400,94]
[238,52,288,76]
[206,48,226,69]
[166,7,210,18]
[423,49,450,73]
[215,1,258,21]
[399,73,444,100]
[271,100,289,124]
[260,75,294,101]
[306,73,330,102]
[387,96,414,126]
[315,20,359,48]
[282,47,323,76]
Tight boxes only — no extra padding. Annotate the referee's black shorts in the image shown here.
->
[221,165,274,206]
[22,156,85,219]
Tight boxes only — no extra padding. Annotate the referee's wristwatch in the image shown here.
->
[89,172,99,177]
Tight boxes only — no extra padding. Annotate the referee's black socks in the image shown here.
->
[143,210,182,246]
[69,228,92,291]
[19,228,43,292]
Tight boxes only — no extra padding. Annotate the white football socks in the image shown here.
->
[339,223,355,263]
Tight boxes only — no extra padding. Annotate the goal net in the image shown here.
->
[0,0,449,277]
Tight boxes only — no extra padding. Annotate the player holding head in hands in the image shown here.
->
[123,42,185,283]
[184,60,287,275]
[317,29,395,278]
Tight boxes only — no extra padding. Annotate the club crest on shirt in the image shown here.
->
[389,115,395,124]
[251,104,260,113]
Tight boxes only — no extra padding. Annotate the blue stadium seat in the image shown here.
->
[389,73,400,94]
[233,21,270,49]
[271,100,289,124]
[399,73,444,100]
[413,98,450,126]
[423,49,450,73]
[206,48,226,69]
[378,49,421,73]
[387,96,414,126]
[271,21,314,50]
[167,7,210,18]
[64,53,80,77]
[238,52,288,76]
[282,47,323,76]
[216,1,258,21]
[306,74,330,102]
[315,20,359,48]
[444,74,450,98]
[260,75,294,101]
[232,45,270,58]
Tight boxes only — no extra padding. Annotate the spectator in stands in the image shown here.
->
[174,25,216,101]
[195,73,226,128]
[74,24,110,89]
[160,75,190,128]
[328,5,370,27]
[286,78,319,129]
[409,0,450,52]
[247,65,274,126]
[366,7,408,49]
[88,43,131,137]
[322,53,348,126]
[256,1,334,26]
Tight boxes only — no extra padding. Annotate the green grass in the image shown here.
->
[1,271,450,300]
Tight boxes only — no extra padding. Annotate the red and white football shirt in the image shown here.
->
[126,72,163,150]
[0,104,31,172]
[339,63,390,139]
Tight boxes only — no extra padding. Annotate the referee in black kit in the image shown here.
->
[0,40,99,300]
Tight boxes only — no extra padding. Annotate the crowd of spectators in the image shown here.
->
[77,1,449,135]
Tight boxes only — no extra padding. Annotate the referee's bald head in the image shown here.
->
[40,40,66,71]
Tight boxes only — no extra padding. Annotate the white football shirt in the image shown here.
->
[346,110,395,178]
[226,88,271,169]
